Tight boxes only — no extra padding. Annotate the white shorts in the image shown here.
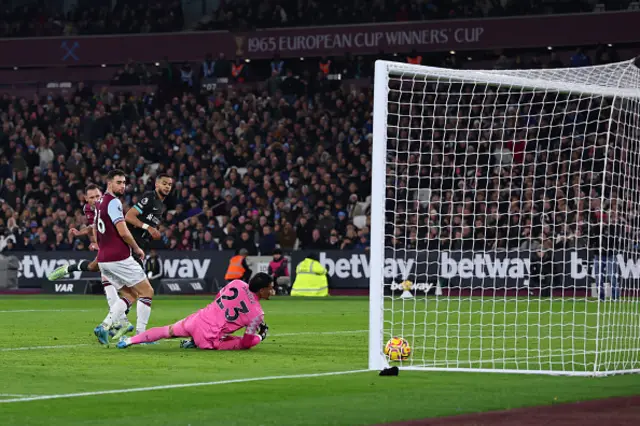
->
[98,256,147,290]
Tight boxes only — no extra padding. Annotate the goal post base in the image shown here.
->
[379,366,400,376]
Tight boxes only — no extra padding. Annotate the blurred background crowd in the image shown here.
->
[1,0,635,38]
[0,0,638,255]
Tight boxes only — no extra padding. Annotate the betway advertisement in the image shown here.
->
[14,251,233,289]
[13,249,640,291]
[291,249,640,291]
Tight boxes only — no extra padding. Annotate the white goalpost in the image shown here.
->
[369,58,640,376]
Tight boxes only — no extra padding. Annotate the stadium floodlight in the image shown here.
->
[370,57,640,376]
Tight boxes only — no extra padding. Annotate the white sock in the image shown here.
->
[103,283,119,309]
[136,298,152,334]
[101,298,129,329]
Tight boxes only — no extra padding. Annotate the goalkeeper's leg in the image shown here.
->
[118,317,190,348]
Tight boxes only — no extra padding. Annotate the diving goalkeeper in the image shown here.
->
[117,273,274,350]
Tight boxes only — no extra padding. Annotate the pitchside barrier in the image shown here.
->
[10,249,640,295]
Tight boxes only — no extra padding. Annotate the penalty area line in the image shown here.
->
[0,309,92,313]
[0,369,370,404]
[0,394,38,397]
[0,344,91,352]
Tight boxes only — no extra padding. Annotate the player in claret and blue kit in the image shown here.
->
[93,169,156,345]
[117,273,274,350]
[47,183,134,335]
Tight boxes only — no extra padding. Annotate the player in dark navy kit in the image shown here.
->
[93,169,156,345]
[125,174,173,267]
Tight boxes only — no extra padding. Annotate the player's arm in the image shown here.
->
[109,198,145,258]
[87,225,99,250]
[216,315,267,351]
[239,315,267,349]
[69,226,92,238]
[125,197,161,240]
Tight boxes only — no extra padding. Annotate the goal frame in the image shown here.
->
[368,59,640,377]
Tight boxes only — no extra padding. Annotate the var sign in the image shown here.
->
[159,279,208,294]
[55,284,74,292]
[42,281,88,294]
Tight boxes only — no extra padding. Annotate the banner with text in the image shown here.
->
[1,12,639,67]
[15,249,640,291]
[291,249,640,292]
[15,251,233,290]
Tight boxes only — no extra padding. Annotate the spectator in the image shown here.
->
[259,226,277,255]
[268,248,290,295]
[200,230,219,250]
[277,221,297,250]
[270,54,284,76]
[570,48,591,67]
[202,53,216,79]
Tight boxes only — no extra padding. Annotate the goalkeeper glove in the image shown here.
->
[258,322,269,341]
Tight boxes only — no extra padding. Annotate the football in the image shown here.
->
[384,337,411,361]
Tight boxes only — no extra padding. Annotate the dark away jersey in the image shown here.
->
[131,190,166,247]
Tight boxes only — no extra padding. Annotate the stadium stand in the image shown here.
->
[0,43,636,255]
[0,0,637,37]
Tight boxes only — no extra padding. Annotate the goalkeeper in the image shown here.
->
[117,273,273,350]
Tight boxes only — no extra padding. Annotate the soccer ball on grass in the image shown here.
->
[384,337,411,362]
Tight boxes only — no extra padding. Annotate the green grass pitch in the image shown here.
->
[0,295,638,425]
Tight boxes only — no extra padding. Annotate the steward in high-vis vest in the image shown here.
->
[291,253,328,297]
[225,248,252,283]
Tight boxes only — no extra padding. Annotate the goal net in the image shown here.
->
[369,58,640,376]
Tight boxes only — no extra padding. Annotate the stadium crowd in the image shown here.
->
[0,75,374,254]
[0,0,184,38]
[0,43,632,256]
[0,0,635,38]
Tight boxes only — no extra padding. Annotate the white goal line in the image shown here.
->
[0,369,370,404]
[421,349,599,368]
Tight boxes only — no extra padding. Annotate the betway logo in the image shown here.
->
[319,252,414,280]
[19,255,84,280]
[440,252,530,279]
[163,259,210,279]
[389,282,434,293]
[18,255,211,280]
[570,252,640,279]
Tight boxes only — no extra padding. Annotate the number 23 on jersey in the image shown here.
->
[216,287,250,321]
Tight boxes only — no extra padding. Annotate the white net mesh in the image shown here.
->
[370,59,640,376]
